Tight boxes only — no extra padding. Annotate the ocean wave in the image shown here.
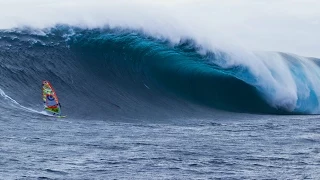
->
[0,26,319,116]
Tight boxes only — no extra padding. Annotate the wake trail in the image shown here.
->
[0,88,52,116]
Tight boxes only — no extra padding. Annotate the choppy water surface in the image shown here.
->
[1,113,319,179]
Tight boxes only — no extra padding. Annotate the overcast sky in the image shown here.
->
[0,0,319,57]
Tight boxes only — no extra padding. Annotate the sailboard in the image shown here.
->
[42,80,66,118]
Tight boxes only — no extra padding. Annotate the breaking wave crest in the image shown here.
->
[1,26,320,118]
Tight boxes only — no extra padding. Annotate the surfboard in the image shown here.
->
[57,115,67,118]
[41,113,67,118]
[42,80,66,118]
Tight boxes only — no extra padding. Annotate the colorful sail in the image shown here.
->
[42,80,61,115]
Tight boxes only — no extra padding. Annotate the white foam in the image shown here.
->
[0,88,49,115]
[0,0,319,57]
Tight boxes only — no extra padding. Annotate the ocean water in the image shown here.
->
[1,110,320,179]
[0,20,320,179]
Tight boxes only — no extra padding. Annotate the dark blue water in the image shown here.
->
[1,27,320,179]
[1,111,320,179]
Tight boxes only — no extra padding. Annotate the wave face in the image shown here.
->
[1,26,320,117]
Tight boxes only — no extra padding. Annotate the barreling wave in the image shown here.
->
[0,25,320,118]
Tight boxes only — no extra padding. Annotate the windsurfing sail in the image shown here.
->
[42,80,61,115]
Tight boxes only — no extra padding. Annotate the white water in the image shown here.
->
[0,88,51,116]
[0,0,319,57]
